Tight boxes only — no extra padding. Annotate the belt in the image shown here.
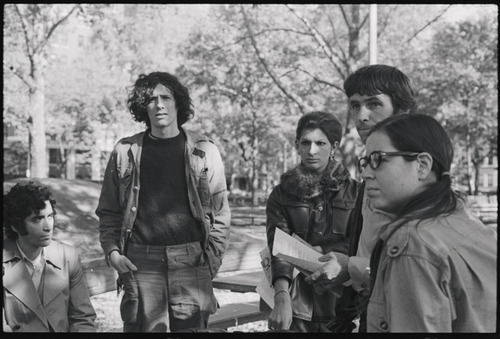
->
[127,241,203,259]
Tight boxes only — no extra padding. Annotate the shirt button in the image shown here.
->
[380,321,388,330]
[390,246,399,255]
[131,207,137,212]
[317,206,323,211]
[317,232,323,236]
[133,186,139,191]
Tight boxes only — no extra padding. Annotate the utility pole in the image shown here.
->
[369,4,377,64]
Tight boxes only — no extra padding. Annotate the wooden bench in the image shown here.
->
[82,257,118,297]
[212,271,263,293]
[211,270,271,329]
[82,258,269,331]
[208,300,265,329]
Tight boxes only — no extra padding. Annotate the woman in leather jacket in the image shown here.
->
[266,111,360,332]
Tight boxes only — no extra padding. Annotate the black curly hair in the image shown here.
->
[3,181,57,239]
[127,72,194,128]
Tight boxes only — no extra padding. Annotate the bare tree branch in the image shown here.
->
[286,5,345,77]
[405,5,452,45]
[377,5,398,37]
[326,13,349,71]
[36,5,81,54]
[338,4,369,37]
[298,67,344,92]
[3,62,34,89]
[240,5,306,114]
[208,27,313,53]
[338,4,369,73]
[14,4,35,77]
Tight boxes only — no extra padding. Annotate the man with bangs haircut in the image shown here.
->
[312,65,416,332]
[96,72,230,332]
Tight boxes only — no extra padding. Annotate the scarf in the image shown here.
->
[279,160,351,201]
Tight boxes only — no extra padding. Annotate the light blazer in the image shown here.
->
[3,239,96,332]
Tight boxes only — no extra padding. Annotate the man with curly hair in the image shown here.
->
[96,72,230,332]
[3,181,96,332]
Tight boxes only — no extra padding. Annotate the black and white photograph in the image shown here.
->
[3,4,497,335]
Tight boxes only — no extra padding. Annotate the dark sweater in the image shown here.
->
[131,131,203,246]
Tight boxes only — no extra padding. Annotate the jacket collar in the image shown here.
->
[122,127,208,158]
[3,238,20,263]
[3,238,50,327]
[279,160,351,201]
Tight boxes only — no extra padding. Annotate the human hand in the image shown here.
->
[268,290,292,331]
[109,251,138,274]
[305,252,350,284]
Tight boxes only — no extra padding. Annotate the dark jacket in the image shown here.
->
[346,181,365,256]
[95,127,231,278]
[266,161,360,321]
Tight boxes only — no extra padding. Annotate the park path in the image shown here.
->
[218,206,267,274]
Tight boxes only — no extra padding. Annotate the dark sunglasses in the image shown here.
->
[358,151,420,173]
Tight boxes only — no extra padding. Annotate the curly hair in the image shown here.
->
[127,72,194,128]
[344,64,417,115]
[3,181,57,239]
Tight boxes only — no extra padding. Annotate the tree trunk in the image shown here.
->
[472,160,480,195]
[251,166,259,206]
[66,148,76,180]
[91,141,102,181]
[251,135,259,206]
[29,61,48,178]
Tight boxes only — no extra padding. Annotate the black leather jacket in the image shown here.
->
[266,161,360,321]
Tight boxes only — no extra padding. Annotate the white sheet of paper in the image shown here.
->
[272,228,323,273]
[256,276,275,308]
[258,246,299,309]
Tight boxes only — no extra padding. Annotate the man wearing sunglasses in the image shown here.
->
[307,65,417,332]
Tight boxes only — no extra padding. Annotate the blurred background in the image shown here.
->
[4,4,497,212]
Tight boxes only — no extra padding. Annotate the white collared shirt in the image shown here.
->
[16,241,46,292]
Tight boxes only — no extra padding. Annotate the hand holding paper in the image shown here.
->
[272,228,323,274]
[305,251,351,285]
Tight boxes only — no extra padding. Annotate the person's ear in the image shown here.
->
[332,141,339,153]
[10,224,19,235]
[416,152,434,180]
